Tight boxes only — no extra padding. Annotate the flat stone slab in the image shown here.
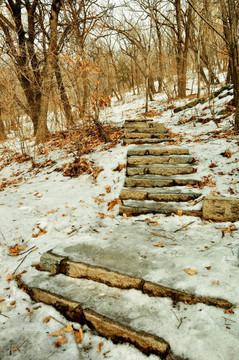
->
[127,147,190,156]
[20,272,170,358]
[125,118,154,122]
[203,196,239,221]
[124,126,166,133]
[120,188,201,202]
[126,165,195,176]
[124,122,164,129]
[36,221,238,306]
[124,138,174,145]
[125,175,198,188]
[127,155,193,165]
[124,133,168,139]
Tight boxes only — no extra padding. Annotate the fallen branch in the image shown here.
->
[174,221,195,233]
[13,247,37,274]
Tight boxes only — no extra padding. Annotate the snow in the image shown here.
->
[0,86,239,359]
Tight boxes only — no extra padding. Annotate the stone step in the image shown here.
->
[125,175,198,188]
[119,200,203,217]
[120,188,201,202]
[123,138,174,145]
[124,132,168,139]
[126,165,196,176]
[124,122,164,130]
[37,246,233,310]
[127,155,193,166]
[19,272,171,358]
[127,147,190,156]
[19,270,233,358]
[125,118,154,122]
[124,125,166,133]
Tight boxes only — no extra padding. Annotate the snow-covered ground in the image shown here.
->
[0,87,238,360]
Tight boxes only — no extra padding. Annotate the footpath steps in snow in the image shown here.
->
[123,119,174,145]
[19,236,234,360]
[120,146,202,217]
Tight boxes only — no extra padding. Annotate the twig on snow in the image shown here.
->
[13,247,37,274]
[174,221,195,233]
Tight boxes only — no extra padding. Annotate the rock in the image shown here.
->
[203,196,239,222]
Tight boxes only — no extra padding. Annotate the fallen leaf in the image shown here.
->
[13,347,20,352]
[104,185,111,193]
[178,209,183,216]
[43,315,52,323]
[154,243,164,247]
[0,299,5,303]
[224,309,234,314]
[63,325,73,332]
[57,334,67,344]
[6,274,13,282]
[10,301,16,306]
[184,269,198,275]
[212,281,219,285]
[108,198,122,211]
[98,342,104,353]
[153,221,158,226]
[74,328,84,343]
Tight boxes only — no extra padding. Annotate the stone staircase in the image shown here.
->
[120,120,203,216]
[123,119,174,145]
[19,233,233,360]
[17,119,217,359]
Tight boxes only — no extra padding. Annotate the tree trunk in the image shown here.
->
[53,57,74,127]
[0,108,6,140]
[175,0,192,98]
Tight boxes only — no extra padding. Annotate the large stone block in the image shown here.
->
[203,196,239,221]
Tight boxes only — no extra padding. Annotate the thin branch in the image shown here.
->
[187,0,228,45]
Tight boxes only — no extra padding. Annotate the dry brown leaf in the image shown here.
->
[154,243,164,247]
[74,327,84,343]
[108,198,122,211]
[184,268,198,275]
[178,209,183,216]
[123,213,127,219]
[0,299,5,303]
[153,221,158,226]
[212,281,219,285]
[104,185,111,193]
[57,335,67,344]
[224,309,234,314]
[6,274,13,282]
[43,315,52,323]
[98,342,104,353]
[63,325,73,332]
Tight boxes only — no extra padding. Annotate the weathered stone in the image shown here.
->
[120,189,148,200]
[125,176,174,188]
[125,175,198,188]
[124,132,167,139]
[203,196,239,221]
[126,165,195,176]
[19,282,84,323]
[127,148,190,156]
[40,251,66,274]
[124,125,166,133]
[61,260,143,290]
[119,204,202,217]
[123,138,174,145]
[84,309,170,357]
[124,122,165,130]
[148,192,200,202]
[125,118,153,122]
[143,281,233,309]
[127,155,193,165]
